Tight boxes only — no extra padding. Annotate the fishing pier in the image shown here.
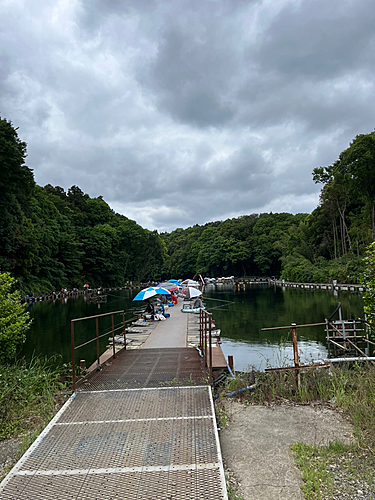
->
[0,298,228,500]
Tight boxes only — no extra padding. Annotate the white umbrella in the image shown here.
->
[181,279,200,287]
[182,287,202,299]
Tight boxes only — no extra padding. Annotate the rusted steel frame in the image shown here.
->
[326,333,367,339]
[204,311,208,367]
[71,310,125,390]
[71,321,76,392]
[265,363,330,372]
[123,312,126,350]
[73,313,127,349]
[327,331,366,336]
[75,324,124,348]
[327,325,365,332]
[111,314,115,359]
[261,322,327,331]
[96,317,100,366]
[329,339,349,350]
[199,309,203,352]
[291,324,300,389]
[328,321,368,357]
[208,312,213,385]
[71,310,125,322]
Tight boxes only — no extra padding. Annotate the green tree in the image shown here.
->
[0,117,35,272]
[362,242,375,328]
[313,132,375,246]
[0,273,31,361]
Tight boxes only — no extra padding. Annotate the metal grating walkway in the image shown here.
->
[78,348,209,391]
[0,386,227,499]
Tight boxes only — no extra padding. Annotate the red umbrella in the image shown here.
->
[158,282,178,292]
[83,284,89,288]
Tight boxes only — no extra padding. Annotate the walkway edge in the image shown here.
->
[0,393,76,491]
[209,388,228,500]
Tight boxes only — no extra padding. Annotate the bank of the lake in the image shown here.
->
[20,284,364,372]
[205,283,364,371]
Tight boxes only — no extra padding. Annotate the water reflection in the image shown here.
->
[205,283,364,372]
[220,339,328,372]
[21,284,364,372]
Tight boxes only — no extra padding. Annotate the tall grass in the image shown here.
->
[0,356,66,441]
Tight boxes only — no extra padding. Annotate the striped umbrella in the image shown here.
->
[132,286,171,301]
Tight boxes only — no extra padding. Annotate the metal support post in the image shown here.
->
[96,317,100,367]
[71,321,76,392]
[291,323,300,389]
[111,314,116,358]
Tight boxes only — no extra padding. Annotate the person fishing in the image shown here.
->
[193,297,203,309]
[144,299,155,319]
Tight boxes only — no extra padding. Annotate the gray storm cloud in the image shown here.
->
[1,0,374,231]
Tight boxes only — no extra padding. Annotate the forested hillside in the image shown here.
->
[162,132,375,283]
[0,118,167,294]
[1,116,374,292]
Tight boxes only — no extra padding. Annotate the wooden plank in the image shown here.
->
[212,344,227,369]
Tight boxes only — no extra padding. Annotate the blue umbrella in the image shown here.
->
[167,279,180,284]
[132,286,171,301]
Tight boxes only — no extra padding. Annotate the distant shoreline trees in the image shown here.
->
[1,116,374,290]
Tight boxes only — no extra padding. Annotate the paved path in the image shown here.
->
[220,401,354,500]
[143,300,188,348]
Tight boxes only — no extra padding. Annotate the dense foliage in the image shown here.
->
[1,116,374,289]
[162,132,375,282]
[0,117,167,294]
[362,242,375,326]
[0,272,31,360]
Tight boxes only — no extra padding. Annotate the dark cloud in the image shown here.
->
[0,0,374,231]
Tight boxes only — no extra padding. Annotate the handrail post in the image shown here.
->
[123,312,126,349]
[96,317,100,367]
[209,312,212,385]
[112,314,116,358]
[199,309,202,350]
[291,323,300,389]
[204,311,208,367]
[71,321,76,392]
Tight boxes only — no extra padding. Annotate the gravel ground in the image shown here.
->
[0,438,22,481]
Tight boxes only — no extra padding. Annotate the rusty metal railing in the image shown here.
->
[71,310,127,391]
[199,309,213,384]
[261,322,330,388]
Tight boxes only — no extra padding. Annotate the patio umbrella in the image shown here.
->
[181,279,200,287]
[158,281,179,291]
[83,284,89,288]
[132,286,171,301]
[181,287,202,299]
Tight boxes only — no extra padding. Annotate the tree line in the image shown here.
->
[1,116,374,293]
[0,117,166,294]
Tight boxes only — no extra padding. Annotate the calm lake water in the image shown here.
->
[21,284,364,372]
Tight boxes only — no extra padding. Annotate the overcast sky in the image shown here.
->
[1,0,374,232]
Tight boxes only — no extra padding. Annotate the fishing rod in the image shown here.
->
[203,297,235,304]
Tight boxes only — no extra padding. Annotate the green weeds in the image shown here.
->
[216,363,375,499]
[225,470,244,500]
[0,356,67,441]
[292,441,375,499]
